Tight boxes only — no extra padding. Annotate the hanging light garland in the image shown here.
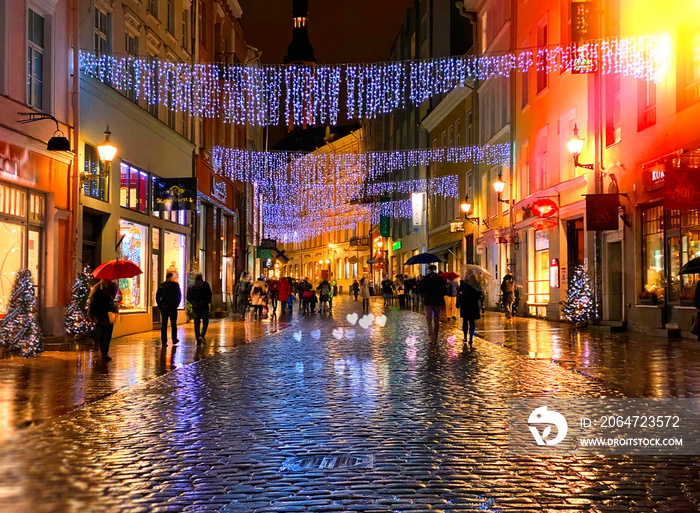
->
[79,34,669,126]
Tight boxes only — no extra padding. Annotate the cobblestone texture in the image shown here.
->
[0,297,699,512]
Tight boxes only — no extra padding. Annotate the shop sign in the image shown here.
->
[0,154,19,177]
[211,176,227,202]
[259,238,277,249]
[585,194,620,231]
[153,178,197,211]
[531,199,558,218]
[367,258,376,264]
[263,258,273,268]
[450,220,465,232]
[349,256,358,264]
[256,247,272,259]
[642,163,664,192]
[392,240,402,251]
[380,215,391,237]
[532,218,558,231]
[411,192,424,226]
[571,1,597,43]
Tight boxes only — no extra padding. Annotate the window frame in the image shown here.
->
[27,8,45,110]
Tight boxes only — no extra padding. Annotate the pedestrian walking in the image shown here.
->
[87,278,119,360]
[157,272,182,345]
[329,275,337,310]
[381,275,394,307]
[412,275,423,310]
[267,279,279,318]
[318,279,332,313]
[250,276,267,320]
[501,271,516,319]
[350,279,360,300]
[359,277,371,312]
[417,265,447,342]
[278,277,292,315]
[457,274,485,350]
[396,275,406,309]
[235,272,252,319]
[445,275,459,320]
[186,273,212,345]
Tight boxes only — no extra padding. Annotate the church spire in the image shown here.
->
[284,0,316,64]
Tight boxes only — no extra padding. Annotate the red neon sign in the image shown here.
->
[531,199,559,218]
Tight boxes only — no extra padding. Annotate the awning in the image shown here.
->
[427,242,460,256]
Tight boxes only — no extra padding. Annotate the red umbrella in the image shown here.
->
[92,259,143,280]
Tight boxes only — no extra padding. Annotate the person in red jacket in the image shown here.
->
[278,277,292,315]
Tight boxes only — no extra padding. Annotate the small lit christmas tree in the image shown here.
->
[0,269,42,357]
[561,265,597,325]
[65,267,94,337]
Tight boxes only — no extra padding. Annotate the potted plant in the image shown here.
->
[638,289,659,305]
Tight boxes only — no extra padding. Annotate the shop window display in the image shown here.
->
[164,230,186,308]
[118,220,147,311]
[641,205,664,302]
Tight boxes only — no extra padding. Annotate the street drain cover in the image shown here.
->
[281,454,373,472]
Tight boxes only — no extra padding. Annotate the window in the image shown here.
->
[448,126,454,148]
[83,143,108,201]
[164,230,186,308]
[120,162,150,213]
[148,0,158,19]
[536,19,548,93]
[466,110,473,146]
[27,9,44,109]
[94,8,110,55]
[677,26,700,110]
[638,79,657,131]
[166,0,175,34]
[182,8,190,52]
[520,138,530,199]
[605,73,621,146]
[521,36,530,108]
[118,219,148,311]
[147,54,159,118]
[124,33,138,102]
[534,126,548,191]
[455,119,461,146]
[641,205,664,302]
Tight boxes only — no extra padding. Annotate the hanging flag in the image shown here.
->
[664,161,700,210]
[585,194,619,231]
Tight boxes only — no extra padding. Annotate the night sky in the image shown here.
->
[237,0,416,65]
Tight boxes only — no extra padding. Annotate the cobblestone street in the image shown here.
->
[2,296,700,512]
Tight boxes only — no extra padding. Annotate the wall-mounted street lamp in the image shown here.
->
[18,112,71,152]
[493,173,512,205]
[459,195,481,225]
[567,124,594,170]
[81,126,117,185]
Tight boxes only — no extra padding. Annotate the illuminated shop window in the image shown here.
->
[118,219,147,311]
[164,230,186,308]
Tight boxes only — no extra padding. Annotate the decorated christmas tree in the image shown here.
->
[0,269,42,357]
[561,265,597,324]
[65,267,95,337]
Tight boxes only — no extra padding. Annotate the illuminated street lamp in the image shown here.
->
[460,195,480,225]
[493,173,511,205]
[567,124,594,170]
[81,125,118,184]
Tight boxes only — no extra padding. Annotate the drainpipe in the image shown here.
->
[70,0,81,275]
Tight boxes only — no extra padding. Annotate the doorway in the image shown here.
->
[82,212,105,272]
[604,241,623,321]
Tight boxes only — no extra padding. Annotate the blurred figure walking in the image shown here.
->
[187,274,212,345]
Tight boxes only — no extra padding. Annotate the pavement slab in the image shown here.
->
[0,297,699,512]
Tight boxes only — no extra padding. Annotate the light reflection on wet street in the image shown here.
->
[1,296,699,512]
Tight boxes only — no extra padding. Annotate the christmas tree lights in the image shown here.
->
[561,265,597,324]
[65,268,95,337]
[79,35,669,126]
[0,269,42,357]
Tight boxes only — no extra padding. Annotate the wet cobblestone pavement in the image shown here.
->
[2,297,700,512]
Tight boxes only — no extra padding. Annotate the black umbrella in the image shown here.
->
[404,252,442,265]
[679,257,700,275]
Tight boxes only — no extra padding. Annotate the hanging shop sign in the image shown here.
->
[531,198,558,218]
[642,163,664,192]
[349,256,358,264]
[256,247,272,259]
[392,240,402,251]
[259,238,277,249]
[153,178,197,211]
[531,218,558,231]
[585,194,620,231]
[450,220,465,232]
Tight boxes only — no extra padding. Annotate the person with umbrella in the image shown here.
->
[417,264,447,342]
[157,272,182,345]
[87,278,119,360]
[457,273,485,350]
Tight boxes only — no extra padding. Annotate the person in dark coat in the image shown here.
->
[417,265,447,342]
[457,275,485,350]
[187,273,212,345]
[156,272,182,345]
[87,278,119,360]
[694,282,700,341]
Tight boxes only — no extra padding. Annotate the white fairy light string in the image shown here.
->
[79,34,669,126]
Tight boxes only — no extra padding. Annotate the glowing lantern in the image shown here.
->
[531,199,559,218]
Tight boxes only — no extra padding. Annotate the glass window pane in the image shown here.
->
[118,220,147,311]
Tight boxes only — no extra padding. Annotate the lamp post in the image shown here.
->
[81,125,117,185]
[567,124,594,170]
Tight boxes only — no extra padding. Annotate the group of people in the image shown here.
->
[234,273,341,319]
[86,272,213,361]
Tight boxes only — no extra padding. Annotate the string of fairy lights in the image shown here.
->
[80,34,669,126]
